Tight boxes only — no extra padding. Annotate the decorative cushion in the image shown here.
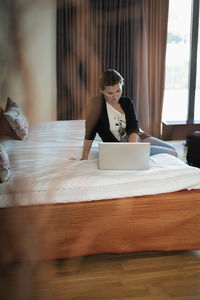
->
[0,106,5,135]
[0,105,18,138]
[1,97,29,140]
[0,144,11,183]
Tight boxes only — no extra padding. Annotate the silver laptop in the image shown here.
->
[98,142,150,170]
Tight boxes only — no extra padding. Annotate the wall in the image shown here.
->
[0,0,57,124]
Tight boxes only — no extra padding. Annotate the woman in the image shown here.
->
[81,69,177,160]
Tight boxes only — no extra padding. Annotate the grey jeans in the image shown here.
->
[141,136,178,157]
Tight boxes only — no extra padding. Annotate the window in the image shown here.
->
[194,8,200,121]
[162,0,199,123]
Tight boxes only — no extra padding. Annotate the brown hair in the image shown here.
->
[98,69,124,90]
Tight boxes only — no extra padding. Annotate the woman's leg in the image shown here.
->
[141,136,178,157]
[149,145,178,157]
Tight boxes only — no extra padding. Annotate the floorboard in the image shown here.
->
[1,250,200,300]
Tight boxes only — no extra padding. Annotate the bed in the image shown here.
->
[0,120,200,263]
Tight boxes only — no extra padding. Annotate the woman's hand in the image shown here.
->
[80,156,88,160]
[128,133,138,142]
[69,156,88,161]
[81,139,92,160]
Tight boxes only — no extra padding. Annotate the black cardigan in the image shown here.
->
[85,96,139,142]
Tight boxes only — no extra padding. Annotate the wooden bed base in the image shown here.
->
[0,189,200,263]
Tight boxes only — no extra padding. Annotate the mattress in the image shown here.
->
[1,120,200,208]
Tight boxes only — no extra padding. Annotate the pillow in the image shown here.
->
[0,144,11,183]
[0,106,5,135]
[1,97,29,140]
[0,105,18,138]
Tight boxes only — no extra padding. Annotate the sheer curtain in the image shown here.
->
[57,0,169,137]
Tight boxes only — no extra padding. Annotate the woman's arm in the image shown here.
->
[123,97,139,136]
[81,96,103,160]
[128,132,138,142]
[81,139,93,160]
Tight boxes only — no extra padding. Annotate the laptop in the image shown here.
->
[98,142,150,170]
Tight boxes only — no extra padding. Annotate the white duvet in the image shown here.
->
[0,120,200,207]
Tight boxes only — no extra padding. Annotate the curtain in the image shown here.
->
[57,0,169,137]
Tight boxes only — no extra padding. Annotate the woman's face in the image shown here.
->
[100,83,122,104]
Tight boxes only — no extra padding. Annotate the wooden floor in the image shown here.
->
[1,250,200,300]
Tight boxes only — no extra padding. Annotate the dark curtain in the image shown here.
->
[57,0,169,137]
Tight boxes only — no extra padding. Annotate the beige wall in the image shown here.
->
[1,0,57,124]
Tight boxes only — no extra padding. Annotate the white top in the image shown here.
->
[106,102,128,142]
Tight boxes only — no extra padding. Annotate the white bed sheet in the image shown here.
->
[0,120,200,208]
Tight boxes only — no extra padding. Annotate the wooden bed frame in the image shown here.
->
[1,189,200,263]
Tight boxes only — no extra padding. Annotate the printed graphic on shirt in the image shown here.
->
[114,116,128,142]
[106,101,128,142]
